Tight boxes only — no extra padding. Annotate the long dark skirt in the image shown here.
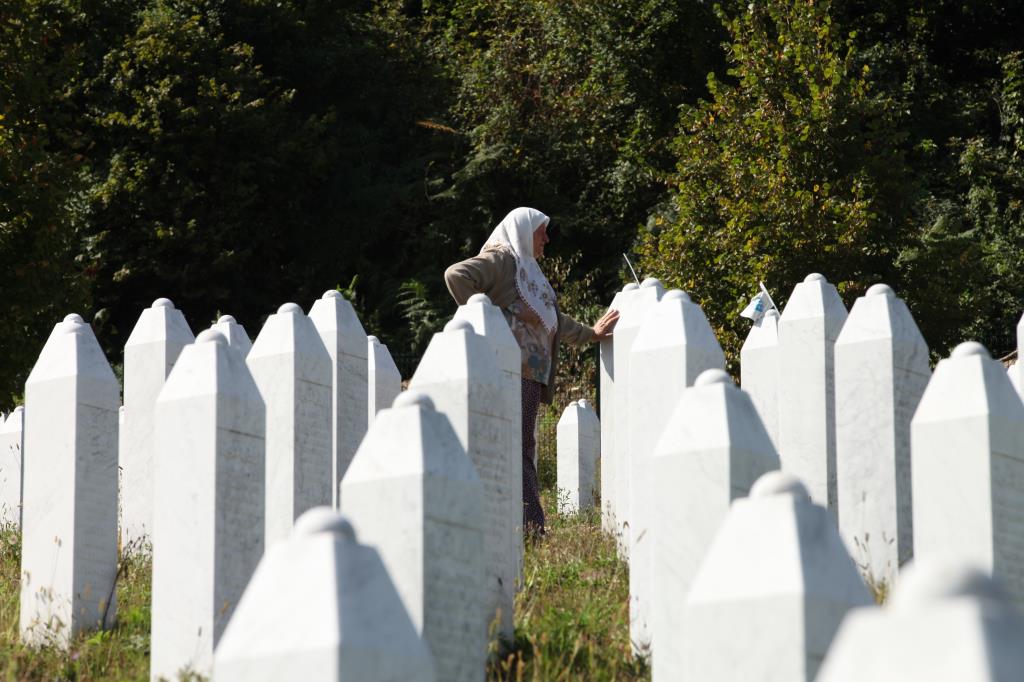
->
[521,378,545,536]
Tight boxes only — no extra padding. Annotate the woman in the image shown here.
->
[444,207,619,536]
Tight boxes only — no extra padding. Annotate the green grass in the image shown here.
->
[0,432,639,681]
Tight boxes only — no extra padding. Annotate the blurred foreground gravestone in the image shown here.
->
[213,508,435,682]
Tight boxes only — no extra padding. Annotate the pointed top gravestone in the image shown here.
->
[612,277,664,556]
[835,283,929,589]
[911,341,1024,606]
[213,508,436,682]
[0,406,24,527]
[817,560,1024,681]
[211,315,253,356]
[557,399,600,515]
[247,302,333,547]
[21,316,120,646]
[677,471,871,682]
[367,335,402,427]
[741,308,781,448]
[308,291,369,506]
[628,289,725,652]
[778,273,848,515]
[122,298,195,545]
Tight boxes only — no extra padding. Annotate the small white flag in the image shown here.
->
[740,290,769,324]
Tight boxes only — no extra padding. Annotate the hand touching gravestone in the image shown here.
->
[247,303,332,547]
[21,315,119,647]
[341,391,486,682]
[150,329,265,681]
[213,508,436,682]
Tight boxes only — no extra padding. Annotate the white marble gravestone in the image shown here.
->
[20,315,120,646]
[675,472,871,682]
[817,560,1024,681]
[121,298,195,545]
[600,283,638,532]
[911,341,1024,605]
[247,303,333,547]
[367,335,402,428]
[613,277,664,555]
[556,399,600,514]
[628,290,725,652]
[409,319,515,639]
[740,308,781,448]
[210,314,252,356]
[213,508,435,682]
[1008,361,1021,396]
[308,290,369,507]
[835,284,930,588]
[150,330,265,682]
[340,391,485,682]
[0,406,24,527]
[778,273,848,515]
[453,292,523,582]
[651,369,780,677]
[1013,311,1024,393]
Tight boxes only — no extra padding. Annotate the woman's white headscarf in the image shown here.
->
[482,207,558,333]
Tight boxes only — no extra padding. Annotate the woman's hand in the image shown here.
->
[592,308,620,341]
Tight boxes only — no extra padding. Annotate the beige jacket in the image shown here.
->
[444,248,595,403]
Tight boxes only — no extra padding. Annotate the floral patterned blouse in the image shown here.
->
[503,298,556,384]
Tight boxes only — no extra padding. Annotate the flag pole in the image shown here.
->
[623,254,641,286]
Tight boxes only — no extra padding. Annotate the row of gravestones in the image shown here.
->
[575,273,1024,681]
[11,290,537,681]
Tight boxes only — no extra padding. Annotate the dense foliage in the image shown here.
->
[3,0,1024,405]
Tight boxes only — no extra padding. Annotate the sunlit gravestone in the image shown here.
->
[20,315,119,646]
[247,303,332,546]
[613,277,664,556]
[408,319,515,640]
[778,273,848,515]
[911,341,1024,606]
[0,406,24,527]
[817,560,1024,682]
[308,290,369,507]
[150,330,265,682]
[453,292,523,583]
[367,335,402,428]
[210,314,253,356]
[340,391,486,682]
[556,399,600,514]
[651,369,779,677]
[212,508,436,682]
[673,472,871,682]
[835,283,929,590]
[740,308,781,449]
[628,290,725,653]
[121,298,194,546]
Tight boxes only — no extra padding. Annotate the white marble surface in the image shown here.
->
[210,314,252,356]
[740,308,781,449]
[121,298,194,545]
[600,284,637,533]
[213,508,435,682]
[308,291,369,507]
[150,330,265,682]
[341,391,485,682]
[556,399,600,514]
[778,273,848,515]
[453,293,523,586]
[675,472,870,682]
[20,316,120,646]
[247,303,333,547]
[613,278,664,557]
[0,406,24,527]
[835,284,930,589]
[628,290,725,653]
[651,370,780,678]
[408,319,516,639]
[367,335,402,428]
[911,341,1024,606]
[817,560,1024,681]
